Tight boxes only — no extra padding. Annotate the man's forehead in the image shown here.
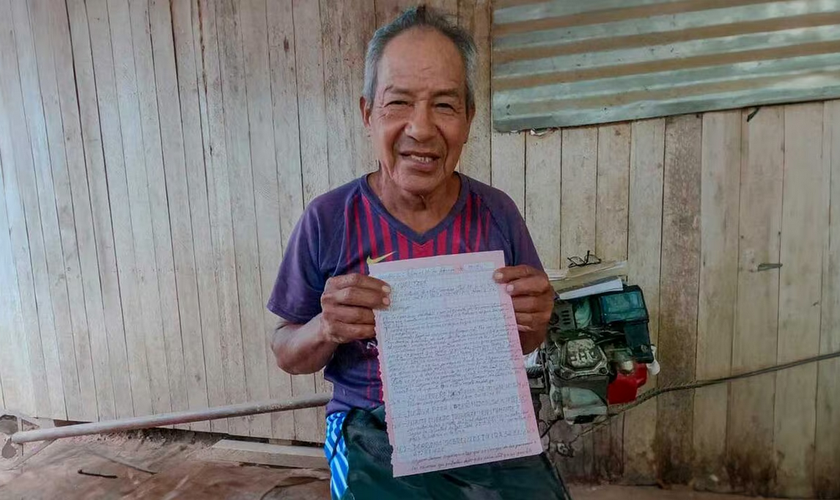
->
[377,29,465,92]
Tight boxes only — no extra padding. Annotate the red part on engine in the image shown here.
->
[607,363,648,405]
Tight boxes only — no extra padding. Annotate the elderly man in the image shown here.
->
[269,6,567,499]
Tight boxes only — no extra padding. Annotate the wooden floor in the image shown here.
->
[0,429,786,500]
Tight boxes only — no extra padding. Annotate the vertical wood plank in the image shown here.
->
[238,0,277,438]
[29,0,99,422]
[457,0,491,184]
[194,0,236,434]
[815,99,840,499]
[67,0,134,419]
[623,118,665,484]
[727,106,783,496]
[128,0,183,426]
[171,0,215,433]
[87,0,154,417]
[290,0,328,441]
[560,127,597,265]
[595,122,631,481]
[141,0,194,425]
[216,0,255,436]
[524,131,561,269]
[0,120,35,415]
[107,0,172,416]
[292,0,329,204]
[11,0,78,421]
[559,126,598,482]
[656,114,701,485]
[1,0,65,420]
[490,132,525,215]
[321,0,376,187]
[50,0,116,421]
[774,102,825,498]
[266,0,304,440]
[693,111,740,490]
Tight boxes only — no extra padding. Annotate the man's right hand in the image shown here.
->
[319,274,391,344]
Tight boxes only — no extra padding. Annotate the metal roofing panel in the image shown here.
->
[492,0,840,131]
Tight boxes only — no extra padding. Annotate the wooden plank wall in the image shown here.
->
[0,1,838,497]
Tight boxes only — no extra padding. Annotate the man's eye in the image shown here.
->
[435,103,455,110]
[388,100,408,106]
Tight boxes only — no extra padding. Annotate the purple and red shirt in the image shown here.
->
[267,173,543,415]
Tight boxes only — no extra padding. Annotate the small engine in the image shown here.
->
[530,285,658,424]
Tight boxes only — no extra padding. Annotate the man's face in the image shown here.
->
[361,28,474,196]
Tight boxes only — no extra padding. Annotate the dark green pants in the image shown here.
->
[341,406,570,499]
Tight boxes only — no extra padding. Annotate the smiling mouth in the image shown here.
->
[401,153,440,165]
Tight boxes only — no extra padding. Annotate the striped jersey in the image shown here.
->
[267,173,542,415]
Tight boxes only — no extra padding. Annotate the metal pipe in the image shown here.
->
[11,393,331,444]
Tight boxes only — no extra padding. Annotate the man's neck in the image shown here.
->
[368,170,461,235]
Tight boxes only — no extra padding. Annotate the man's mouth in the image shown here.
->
[400,152,440,166]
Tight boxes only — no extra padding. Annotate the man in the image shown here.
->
[268,6,566,499]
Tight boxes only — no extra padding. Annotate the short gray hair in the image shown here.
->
[363,5,477,114]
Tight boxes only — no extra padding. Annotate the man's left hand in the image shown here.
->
[493,265,554,354]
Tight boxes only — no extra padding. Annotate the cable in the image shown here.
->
[541,349,840,446]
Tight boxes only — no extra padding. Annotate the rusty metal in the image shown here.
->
[492,0,840,131]
[10,393,331,444]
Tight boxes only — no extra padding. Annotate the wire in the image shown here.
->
[542,349,840,446]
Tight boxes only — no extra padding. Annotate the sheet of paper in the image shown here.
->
[369,251,542,477]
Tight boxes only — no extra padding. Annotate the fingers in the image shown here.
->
[322,305,376,325]
[493,265,535,284]
[512,295,547,313]
[503,275,552,297]
[323,320,376,343]
[327,274,391,293]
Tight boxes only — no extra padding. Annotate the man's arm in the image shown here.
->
[271,316,338,375]
[270,273,391,374]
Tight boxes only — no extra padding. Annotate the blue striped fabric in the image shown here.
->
[324,412,349,499]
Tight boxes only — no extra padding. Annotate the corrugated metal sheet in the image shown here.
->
[491,0,840,131]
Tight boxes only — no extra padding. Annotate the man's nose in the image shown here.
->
[404,103,435,142]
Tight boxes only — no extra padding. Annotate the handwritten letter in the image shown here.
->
[370,251,542,477]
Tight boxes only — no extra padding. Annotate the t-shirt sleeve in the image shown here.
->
[266,208,327,324]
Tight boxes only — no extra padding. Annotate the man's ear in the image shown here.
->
[360,96,372,128]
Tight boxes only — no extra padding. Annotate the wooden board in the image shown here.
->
[170,0,213,433]
[774,102,826,498]
[320,0,376,186]
[66,0,134,420]
[142,0,193,427]
[87,0,155,418]
[0,107,34,415]
[727,106,783,497]
[594,122,631,481]
[693,110,740,490]
[524,131,561,268]
[656,114,701,485]
[490,132,525,215]
[622,118,665,484]
[216,0,257,437]
[10,0,76,422]
[50,0,115,422]
[1,0,63,420]
[815,99,840,499]
[266,0,304,440]
[202,439,328,469]
[239,0,278,438]
[29,0,99,422]
[292,0,330,204]
[107,0,173,417]
[559,126,598,482]
[194,0,237,435]
[457,0,492,185]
